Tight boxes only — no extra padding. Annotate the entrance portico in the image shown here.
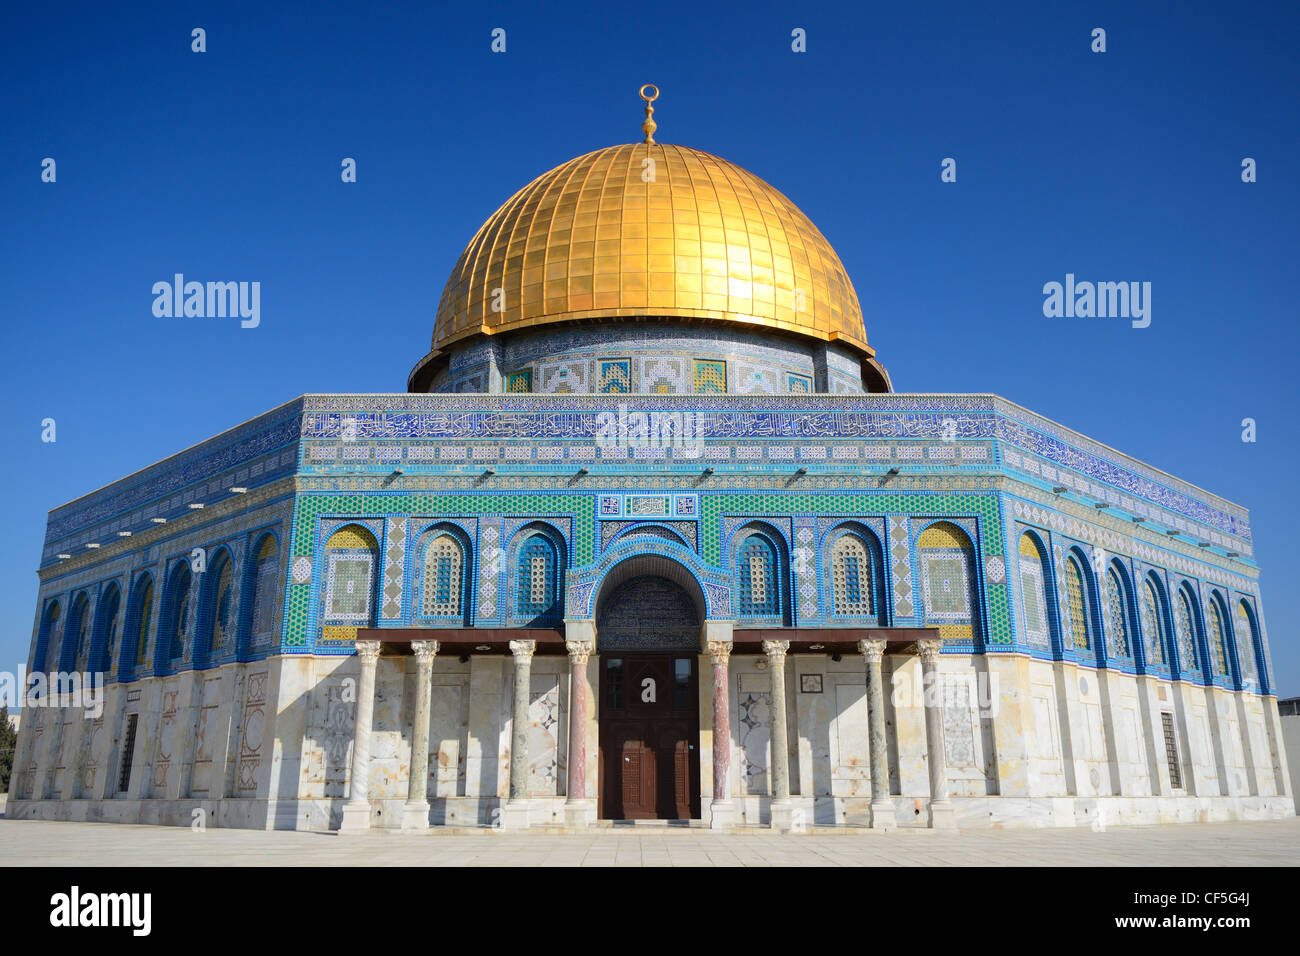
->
[341,614,954,832]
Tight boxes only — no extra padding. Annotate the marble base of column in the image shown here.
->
[769,801,796,832]
[709,799,736,829]
[400,800,431,831]
[870,798,897,830]
[927,798,957,829]
[499,800,532,830]
[563,799,596,828]
[339,801,372,832]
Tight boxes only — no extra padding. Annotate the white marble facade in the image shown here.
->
[9,643,1293,831]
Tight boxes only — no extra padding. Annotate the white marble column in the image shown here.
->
[339,639,381,832]
[707,636,736,829]
[500,639,536,829]
[401,640,439,830]
[564,631,595,827]
[762,639,795,830]
[859,638,896,829]
[917,640,956,829]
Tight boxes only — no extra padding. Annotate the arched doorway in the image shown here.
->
[595,566,703,820]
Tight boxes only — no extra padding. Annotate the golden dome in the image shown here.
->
[431,141,873,357]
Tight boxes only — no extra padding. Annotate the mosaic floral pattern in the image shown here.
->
[917,522,976,643]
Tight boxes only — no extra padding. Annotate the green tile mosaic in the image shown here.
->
[699,491,1010,644]
[283,492,597,649]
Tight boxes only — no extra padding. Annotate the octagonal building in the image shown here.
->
[9,93,1293,831]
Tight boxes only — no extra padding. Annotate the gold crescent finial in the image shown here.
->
[640,84,659,144]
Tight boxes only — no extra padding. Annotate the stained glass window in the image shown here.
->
[68,597,90,671]
[1105,568,1131,658]
[134,578,154,667]
[1064,558,1090,651]
[832,535,872,615]
[1175,589,1199,673]
[211,559,233,652]
[167,566,192,661]
[422,534,464,617]
[1235,601,1258,685]
[251,536,283,645]
[1207,597,1229,677]
[98,588,121,674]
[737,534,779,616]
[38,601,61,673]
[515,535,558,619]
[1141,579,1168,666]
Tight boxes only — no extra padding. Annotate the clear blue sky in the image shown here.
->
[2,1,1296,695]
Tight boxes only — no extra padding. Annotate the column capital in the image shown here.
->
[858,638,886,664]
[354,640,382,665]
[565,639,593,666]
[509,639,536,663]
[707,640,733,665]
[916,639,943,664]
[761,639,790,664]
[411,640,439,664]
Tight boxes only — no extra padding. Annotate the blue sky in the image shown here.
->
[2,1,1297,694]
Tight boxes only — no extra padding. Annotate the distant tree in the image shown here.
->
[0,705,17,795]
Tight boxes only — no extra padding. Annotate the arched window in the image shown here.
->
[1017,533,1051,649]
[164,563,193,663]
[204,551,235,658]
[1206,593,1230,677]
[1104,566,1133,658]
[320,526,375,643]
[1063,555,1092,651]
[830,534,874,616]
[515,533,561,620]
[422,533,465,617]
[1140,577,1169,667]
[249,535,282,649]
[95,585,122,675]
[38,600,62,673]
[132,576,156,669]
[1174,586,1200,675]
[65,595,91,672]
[1235,600,1260,686]
[917,522,978,643]
[736,533,780,618]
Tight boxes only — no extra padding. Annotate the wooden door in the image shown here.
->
[599,653,700,820]
[621,737,656,819]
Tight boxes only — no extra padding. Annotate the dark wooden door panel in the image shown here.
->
[599,652,700,820]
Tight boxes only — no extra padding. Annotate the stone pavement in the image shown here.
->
[1,817,1297,865]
